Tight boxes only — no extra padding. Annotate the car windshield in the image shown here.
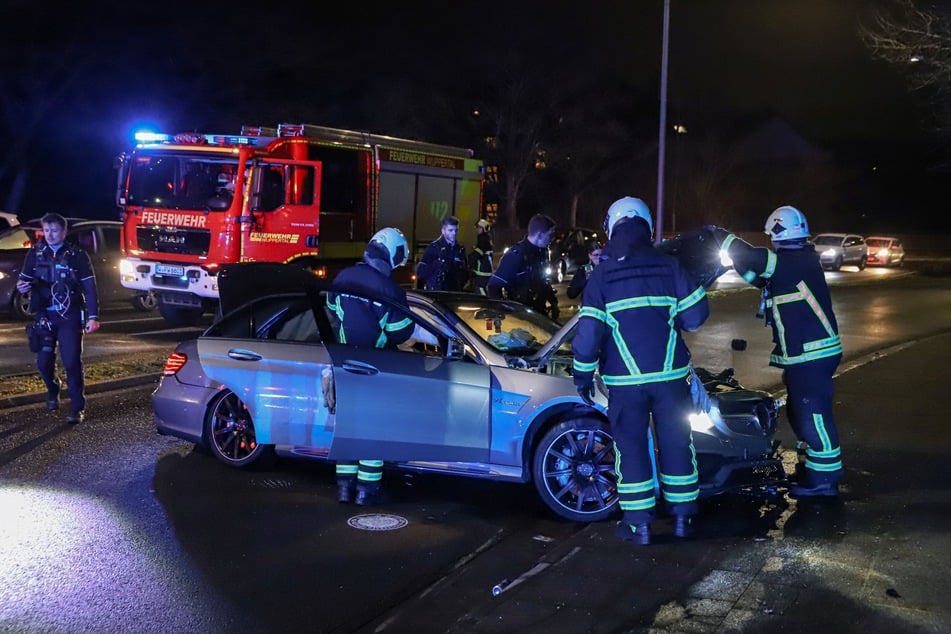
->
[127,151,240,210]
[866,238,888,248]
[813,236,844,247]
[438,297,564,354]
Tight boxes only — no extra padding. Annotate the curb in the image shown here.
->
[0,373,160,411]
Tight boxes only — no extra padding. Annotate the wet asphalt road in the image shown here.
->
[1,268,950,632]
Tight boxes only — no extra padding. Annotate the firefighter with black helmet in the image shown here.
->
[326,227,414,504]
[17,213,100,424]
[469,218,495,295]
[572,197,708,545]
[710,206,843,498]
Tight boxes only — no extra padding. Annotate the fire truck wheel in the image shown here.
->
[158,301,205,327]
[131,292,158,312]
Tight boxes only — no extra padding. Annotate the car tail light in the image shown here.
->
[162,352,188,376]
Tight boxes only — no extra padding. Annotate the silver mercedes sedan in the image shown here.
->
[153,263,785,522]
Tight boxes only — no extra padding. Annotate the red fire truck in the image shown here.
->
[115,123,485,325]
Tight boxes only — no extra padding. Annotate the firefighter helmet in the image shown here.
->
[476,218,491,231]
[370,227,409,269]
[605,196,653,239]
[764,206,810,241]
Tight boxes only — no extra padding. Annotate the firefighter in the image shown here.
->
[572,197,708,545]
[469,218,495,295]
[17,213,100,424]
[326,227,415,504]
[710,206,843,497]
[416,215,469,291]
[487,213,559,319]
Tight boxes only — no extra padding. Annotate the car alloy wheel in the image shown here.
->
[532,418,619,522]
[205,390,270,467]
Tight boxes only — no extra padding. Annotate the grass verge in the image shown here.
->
[0,352,166,400]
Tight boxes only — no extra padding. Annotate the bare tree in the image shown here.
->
[470,65,554,230]
[861,0,951,131]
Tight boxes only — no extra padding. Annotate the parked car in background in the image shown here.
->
[548,227,605,283]
[153,262,787,523]
[0,218,157,319]
[0,211,19,232]
[812,233,867,271]
[865,236,905,267]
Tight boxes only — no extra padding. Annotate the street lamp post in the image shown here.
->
[654,0,671,244]
[671,123,687,235]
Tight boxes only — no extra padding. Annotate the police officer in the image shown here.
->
[711,206,843,497]
[326,227,414,504]
[572,197,708,545]
[469,218,495,295]
[565,242,603,300]
[416,216,469,291]
[17,213,100,424]
[487,213,558,318]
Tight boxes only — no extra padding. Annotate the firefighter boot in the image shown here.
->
[337,481,355,504]
[614,521,651,546]
[355,483,384,506]
[674,514,695,538]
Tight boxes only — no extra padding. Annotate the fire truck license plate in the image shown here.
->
[156,264,185,277]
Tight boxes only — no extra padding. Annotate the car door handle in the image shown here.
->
[227,349,262,362]
[341,360,379,375]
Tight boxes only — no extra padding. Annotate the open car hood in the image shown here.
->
[217,262,326,316]
[655,227,729,289]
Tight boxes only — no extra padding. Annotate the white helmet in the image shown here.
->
[605,196,653,239]
[764,205,810,241]
[370,227,408,268]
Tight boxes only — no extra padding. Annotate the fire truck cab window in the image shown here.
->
[255,165,286,212]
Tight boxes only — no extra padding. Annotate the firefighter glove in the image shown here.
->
[575,379,596,407]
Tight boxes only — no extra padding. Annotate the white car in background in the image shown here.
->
[865,236,905,267]
[813,233,867,271]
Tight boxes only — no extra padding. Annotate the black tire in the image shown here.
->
[857,257,866,271]
[131,291,158,312]
[531,417,619,522]
[11,290,32,320]
[158,300,204,326]
[204,389,272,468]
[831,257,842,272]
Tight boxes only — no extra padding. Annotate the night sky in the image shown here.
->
[2,1,946,232]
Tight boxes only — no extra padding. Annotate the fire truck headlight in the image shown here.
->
[119,260,135,276]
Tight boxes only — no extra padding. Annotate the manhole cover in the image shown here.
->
[347,514,409,531]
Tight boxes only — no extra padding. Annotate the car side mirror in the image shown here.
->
[446,336,465,360]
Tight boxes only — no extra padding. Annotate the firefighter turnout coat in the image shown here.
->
[572,220,708,523]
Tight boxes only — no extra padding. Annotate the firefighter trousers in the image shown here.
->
[336,460,383,492]
[609,379,699,524]
[782,355,843,485]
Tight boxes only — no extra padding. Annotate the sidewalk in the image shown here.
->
[369,332,951,633]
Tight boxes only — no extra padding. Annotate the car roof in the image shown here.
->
[865,235,899,241]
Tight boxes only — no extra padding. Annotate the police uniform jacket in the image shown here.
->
[19,239,99,319]
[327,255,414,349]
[717,231,841,367]
[486,238,551,302]
[416,237,469,291]
[572,220,708,388]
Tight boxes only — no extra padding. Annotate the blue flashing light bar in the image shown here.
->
[134,131,170,143]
